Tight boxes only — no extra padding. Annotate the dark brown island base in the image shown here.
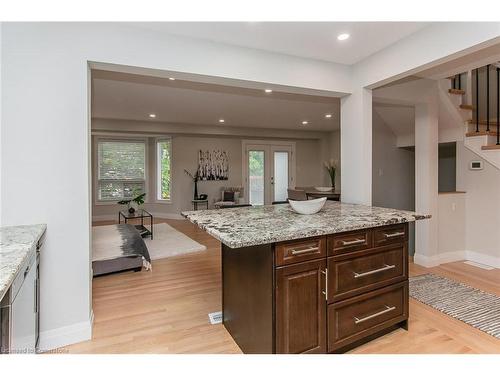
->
[182,201,430,354]
[223,223,409,353]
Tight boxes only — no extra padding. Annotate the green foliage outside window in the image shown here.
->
[159,141,171,200]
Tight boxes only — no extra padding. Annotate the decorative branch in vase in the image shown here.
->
[184,169,200,199]
[323,159,338,190]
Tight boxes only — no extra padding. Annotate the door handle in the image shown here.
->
[321,268,328,301]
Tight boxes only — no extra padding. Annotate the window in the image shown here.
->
[97,139,146,202]
[157,139,172,201]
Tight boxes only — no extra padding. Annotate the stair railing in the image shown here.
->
[476,67,479,132]
[497,67,499,145]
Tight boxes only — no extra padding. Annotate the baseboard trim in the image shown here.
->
[92,212,184,222]
[38,318,92,351]
[414,251,466,268]
[465,250,500,269]
[414,250,499,269]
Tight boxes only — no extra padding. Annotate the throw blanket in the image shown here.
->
[92,224,152,270]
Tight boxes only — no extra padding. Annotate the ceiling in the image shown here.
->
[92,70,341,132]
[131,22,430,65]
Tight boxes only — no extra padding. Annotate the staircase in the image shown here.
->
[448,64,500,169]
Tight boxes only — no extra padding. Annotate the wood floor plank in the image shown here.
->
[64,219,499,354]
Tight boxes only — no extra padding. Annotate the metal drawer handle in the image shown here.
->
[340,238,365,246]
[354,305,396,324]
[291,246,320,255]
[353,264,396,278]
[383,231,405,238]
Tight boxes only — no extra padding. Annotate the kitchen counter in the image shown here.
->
[182,201,430,248]
[0,224,46,301]
[183,201,430,353]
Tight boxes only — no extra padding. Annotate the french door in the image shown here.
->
[243,141,295,205]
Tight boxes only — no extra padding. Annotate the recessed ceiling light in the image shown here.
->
[337,33,350,41]
[264,89,273,93]
[168,77,176,81]
[148,113,156,118]
[219,119,225,123]
[325,114,332,118]
[301,121,308,125]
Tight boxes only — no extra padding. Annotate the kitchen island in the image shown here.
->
[183,201,430,354]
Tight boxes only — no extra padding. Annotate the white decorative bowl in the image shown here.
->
[289,197,327,215]
[314,186,332,192]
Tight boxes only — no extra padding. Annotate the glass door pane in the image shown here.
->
[249,150,265,205]
[273,151,289,202]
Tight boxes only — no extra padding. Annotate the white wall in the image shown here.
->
[437,192,466,262]
[372,110,415,212]
[91,119,332,220]
[354,23,500,88]
[341,87,372,204]
[414,101,440,268]
[0,23,351,349]
[0,23,2,224]
[92,132,327,220]
[456,141,500,267]
[372,110,415,255]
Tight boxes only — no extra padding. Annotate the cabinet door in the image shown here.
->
[276,259,326,354]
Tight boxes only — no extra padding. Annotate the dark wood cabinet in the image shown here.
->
[276,259,327,354]
[222,223,409,354]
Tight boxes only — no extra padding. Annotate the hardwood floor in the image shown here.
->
[65,219,500,354]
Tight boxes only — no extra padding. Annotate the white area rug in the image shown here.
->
[144,223,206,260]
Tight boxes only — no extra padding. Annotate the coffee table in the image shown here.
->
[118,209,154,239]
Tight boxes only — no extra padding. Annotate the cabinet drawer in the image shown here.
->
[327,230,372,256]
[328,244,408,302]
[327,282,408,352]
[373,224,407,247]
[275,236,326,266]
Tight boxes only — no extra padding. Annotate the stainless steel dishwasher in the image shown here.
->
[0,234,43,354]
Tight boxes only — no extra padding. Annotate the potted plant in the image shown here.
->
[184,169,200,199]
[118,192,146,214]
[323,159,338,190]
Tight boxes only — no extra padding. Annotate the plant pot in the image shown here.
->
[128,207,136,214]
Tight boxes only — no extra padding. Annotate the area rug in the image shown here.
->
[143,223,206,260]
[409,274,500,339]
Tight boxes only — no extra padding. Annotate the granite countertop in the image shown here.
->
[182,201,430,248]
[0,224,46,301]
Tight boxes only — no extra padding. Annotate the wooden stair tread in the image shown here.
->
[467,119,500,125]
[481,144,500,150]
[449,89,465,95]
[466,131,499,137]
[459,104,473,110]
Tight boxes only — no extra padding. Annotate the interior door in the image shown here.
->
[245,143,294,205]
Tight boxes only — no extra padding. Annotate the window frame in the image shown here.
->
[94,137,148,205]
[155,137,173,204]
